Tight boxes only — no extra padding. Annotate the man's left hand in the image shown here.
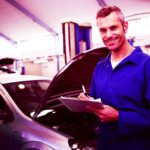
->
[87,105,118,122]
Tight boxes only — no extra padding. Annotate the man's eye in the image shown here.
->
[100,29,106,33]
[110,26,117,30]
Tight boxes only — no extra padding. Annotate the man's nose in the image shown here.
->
[106,29,113,38]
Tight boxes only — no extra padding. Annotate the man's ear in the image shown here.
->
[123,21,128,33]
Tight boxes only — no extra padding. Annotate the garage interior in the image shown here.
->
[0,0,150,78]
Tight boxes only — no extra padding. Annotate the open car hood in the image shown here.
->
[33,47,110,118]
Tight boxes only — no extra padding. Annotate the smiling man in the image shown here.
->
[78,6,150,150]
[96,6,134,66]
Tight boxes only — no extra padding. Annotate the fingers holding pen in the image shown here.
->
[78,85,91,100]
[77,92,89,100]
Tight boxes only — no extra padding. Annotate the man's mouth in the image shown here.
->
[105,38,118,46]
[106,40,116,46]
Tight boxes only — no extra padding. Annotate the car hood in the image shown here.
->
[33,47,110,118]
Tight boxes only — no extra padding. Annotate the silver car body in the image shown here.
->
[0,74,72,150]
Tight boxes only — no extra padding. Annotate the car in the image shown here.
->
[0,47,110,150]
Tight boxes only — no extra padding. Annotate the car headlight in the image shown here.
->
[69,139,95,150]
[71,142,80,149]
[81,146,95,150]
[69,139,80,150]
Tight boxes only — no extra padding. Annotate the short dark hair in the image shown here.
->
[96,6,125,23]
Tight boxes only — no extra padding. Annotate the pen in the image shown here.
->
[82,84,87,94]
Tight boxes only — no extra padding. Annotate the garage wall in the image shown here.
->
[23,56,65,79]
[24,62,43,76]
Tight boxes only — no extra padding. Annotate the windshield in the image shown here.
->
[3,80,50,116]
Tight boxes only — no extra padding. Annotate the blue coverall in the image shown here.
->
[90,47,150,150]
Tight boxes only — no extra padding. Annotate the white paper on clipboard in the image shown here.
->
[59,96,104,113]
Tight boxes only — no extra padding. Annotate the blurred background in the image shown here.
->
[0,0,150,78]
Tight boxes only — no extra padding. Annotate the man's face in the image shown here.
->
[97,12,128,51]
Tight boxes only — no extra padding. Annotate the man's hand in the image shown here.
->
[78,92,94,100]
[78,93,118,122]
[87,105,118,122]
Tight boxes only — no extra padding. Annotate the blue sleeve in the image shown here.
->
[118,58,150,135]
[119,110,150,135]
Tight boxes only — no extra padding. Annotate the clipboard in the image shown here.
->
[59,96,104,113]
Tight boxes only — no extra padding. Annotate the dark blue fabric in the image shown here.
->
[90,47,150,150]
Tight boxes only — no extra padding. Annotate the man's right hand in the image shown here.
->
[77,92,94,100]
